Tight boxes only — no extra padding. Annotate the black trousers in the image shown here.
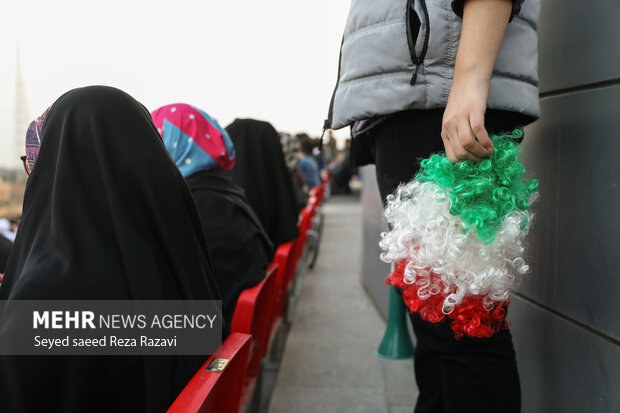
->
[370,109,521,413]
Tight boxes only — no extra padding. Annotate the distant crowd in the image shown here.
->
[0,217,18,273]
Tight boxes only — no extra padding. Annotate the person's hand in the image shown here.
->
[441,0,513,163]
[441,75,494,163]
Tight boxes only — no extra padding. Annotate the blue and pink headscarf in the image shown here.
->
[151,104,235,178]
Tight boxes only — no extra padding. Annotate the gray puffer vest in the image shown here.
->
[326,0,540,130]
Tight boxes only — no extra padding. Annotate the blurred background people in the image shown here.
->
[0,218,16,242]
[297,135,321,190]
[0,86,222,413]
[324,130,338,164]
[329,138,354,195]
[279,132,300,175]
[312,143,327,171]
[280,132,309,212]
[226,119,299,248]
[152,103,274,328]
[9,217,20,234]
[0,218,12,277]
[0,231,10,276]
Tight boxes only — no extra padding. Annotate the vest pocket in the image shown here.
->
[406,0,430,85]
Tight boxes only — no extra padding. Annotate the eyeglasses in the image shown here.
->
[20,156,31,176]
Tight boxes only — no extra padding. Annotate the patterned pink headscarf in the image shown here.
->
[24,106,52,172]
[151,104,235,178]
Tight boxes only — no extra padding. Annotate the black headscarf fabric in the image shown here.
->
[186,168,274,327]
[225,119,299,247]
[0,86,222,412]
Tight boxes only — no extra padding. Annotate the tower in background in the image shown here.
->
[14,44,29,167]
[0,39,28,170]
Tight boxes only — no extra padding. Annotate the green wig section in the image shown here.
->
[416,129,538,244]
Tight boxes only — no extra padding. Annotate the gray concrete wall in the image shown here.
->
[510,1,620,411]
[360,1,620,410]
[360,164,391,321]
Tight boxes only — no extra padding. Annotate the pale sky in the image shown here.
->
[3,0,352,149]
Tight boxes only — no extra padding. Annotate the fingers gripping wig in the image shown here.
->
[379,129,539,338]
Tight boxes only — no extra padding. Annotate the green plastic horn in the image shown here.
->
[376,286,415,359]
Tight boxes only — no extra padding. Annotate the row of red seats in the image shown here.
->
[168,173,329,413]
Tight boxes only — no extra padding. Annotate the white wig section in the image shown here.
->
[379,181,537,314]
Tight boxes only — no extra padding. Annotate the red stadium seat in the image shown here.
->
[317,182,326,205]
[230,262,280,378]
[273,207,313,310]
[273,241,296,318]
[308,186,320,200]
[230,263,280,410]
[272,202,321,330]
[308,183,326,210]
[168,332,252,413]
[282,209,310,294]
[321,170,330,182]
[305,194,324,271]
[308,193,320,211]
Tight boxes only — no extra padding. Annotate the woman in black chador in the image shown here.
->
[0,86,222,412]
[152,103,274,328]
[225,119,300,248]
